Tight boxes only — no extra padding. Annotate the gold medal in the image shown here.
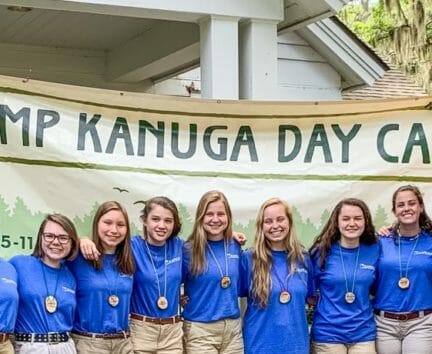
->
[279,290,291,304]
[221,276,231,289]
[157,296,168,310]
[345,292,356,304]
[45,295,58,313]
[108,294,120,307]
[398,277,410,289]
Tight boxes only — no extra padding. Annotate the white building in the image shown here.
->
[0,0,387,100]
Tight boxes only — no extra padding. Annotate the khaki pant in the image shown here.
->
[71,333,133,354]
[312,341,376,354]
[375,312,432,354]
[14,338,76,354]
[0,340,14,354]
[183,318,243,354]
[130,318,183,354]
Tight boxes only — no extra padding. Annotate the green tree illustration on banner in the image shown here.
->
[0,197,394,258]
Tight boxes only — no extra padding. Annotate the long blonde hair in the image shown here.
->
[251,198,305,308]
[187,190,233,275]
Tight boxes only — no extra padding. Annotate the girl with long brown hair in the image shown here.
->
[374,185,432,354]
[68,201,135,354]
[309,198,378,354]
[80,197,185,353]
[129,196,184,354]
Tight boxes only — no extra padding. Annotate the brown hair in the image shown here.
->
[32,213,79,261]
[187,190,233,275]
[309,198,376,269]
[140,196,182,240]
[91,201,135,275]
[391,185,432,233]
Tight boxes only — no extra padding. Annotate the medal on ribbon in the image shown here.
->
[45,295,58,313]
[108,294,120,307]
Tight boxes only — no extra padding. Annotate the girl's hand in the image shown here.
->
[233,231,247,245]
[180,295,190,307]
[377,225,392,237]
[79,238,101,260]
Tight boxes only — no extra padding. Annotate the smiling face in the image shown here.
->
[338,204,365,247]
[394,190,423,229]
[262,203,290,250]
[144,204,175,246]
[41,220,72,267]
[98,209,127,253]
[203,200,229,241]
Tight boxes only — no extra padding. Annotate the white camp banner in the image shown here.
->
[0,75,431,257]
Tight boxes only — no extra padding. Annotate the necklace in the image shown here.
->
[41,260,62,313]
[145,240,168,310]
[272,257,292,304]
[398,232,420,290]
[338,243,360,304]
[102,255,120,307]
[207,239,231,288]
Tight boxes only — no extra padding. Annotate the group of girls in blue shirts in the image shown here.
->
[1,184,432,354]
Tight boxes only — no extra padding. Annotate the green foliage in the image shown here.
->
[339,2,394,46]
[341,0,432,93]
[292,207,320,248]
[373,204,390,229]
[72,202,99,237]
[0,196,395,258]
[0,197,45,257]
[178,203,194,239]
[233,219,255,248]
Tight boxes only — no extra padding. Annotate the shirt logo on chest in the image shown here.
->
[165,256,181,265]
[413,251,432,256]
[62,286,75,294]
[360,263,375,271]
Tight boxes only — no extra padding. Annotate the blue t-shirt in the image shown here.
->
[182,239,241,322]
[240,249,313,354]
[10,255,76,334]
[374,231,432,312]
[0,258,19,332]
[67,252,133,333]
[130,235,183,318]
[311,242,379,343]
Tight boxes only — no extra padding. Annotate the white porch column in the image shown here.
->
[199,15,239,99]
[239,19,278,100]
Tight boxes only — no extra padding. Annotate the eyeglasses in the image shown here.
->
[42,233,71,244]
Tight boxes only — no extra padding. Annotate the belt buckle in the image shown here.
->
[398,314,409,321]
[47,332,60,344]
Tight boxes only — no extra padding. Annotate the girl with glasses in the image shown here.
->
[10,214,79,354]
